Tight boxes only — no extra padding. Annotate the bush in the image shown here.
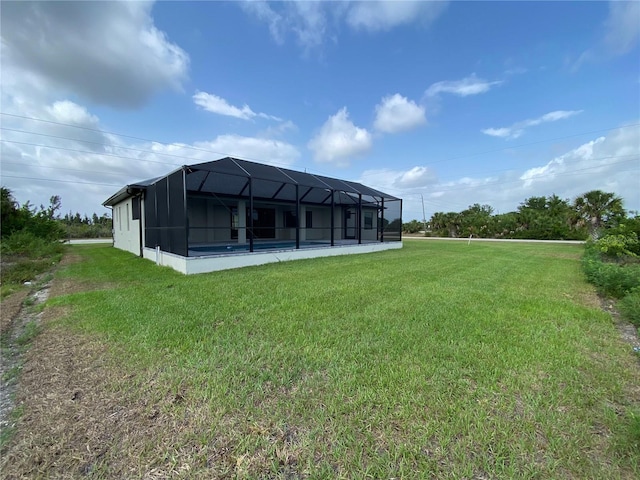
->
[0,231,64,258]
[595,233,639,259]
[0,258,56,285]
[618,287,640,327]
[582,249,640,299]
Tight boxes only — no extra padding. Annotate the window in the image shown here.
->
[364,211,373,230]
[305,210,313,229]
[251,208,276,238]
[284,211,297,228]
[118,206,122,230]
[132,197,141,220]
[126,204,130,231]
[231,207,239,239]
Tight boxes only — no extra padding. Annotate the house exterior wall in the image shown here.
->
[143,241,402,275]
[186,199,377,244]
[112,197,141,256]
[361,207,379,242]
[187,197,232,243]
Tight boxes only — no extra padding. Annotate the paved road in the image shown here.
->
[403,236,584,245]
[64,238,113,245]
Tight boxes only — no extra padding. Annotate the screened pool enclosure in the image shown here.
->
[104,158,402,272]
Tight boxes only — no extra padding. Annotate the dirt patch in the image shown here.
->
[0,290,29,336]
[0,321,239,479]
[601,297,640,354]
[0,277,52,449]
[0,253,240,479]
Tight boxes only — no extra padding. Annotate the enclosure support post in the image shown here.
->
[399,199,403,241]
[183,167,188,257]
[358,193,362,245]
[380,198,385,242]
[330,190,335,246]
[248,177,254,253]
[295,184,300,249]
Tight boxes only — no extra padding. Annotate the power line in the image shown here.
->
[2,136,637,196]
[1,161,126,178]
[0,174,121,187]
[0,139,181,168]
[3,133,637,198]
[0,112,308,172]
[1,127,215,165]
[2,111,638,181]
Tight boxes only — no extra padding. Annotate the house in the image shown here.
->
[103,157,402,274]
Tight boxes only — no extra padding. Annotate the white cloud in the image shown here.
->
[259,120,298,138]
[359,166,438,192]
[425,73,502,98]
[572,1,639,71]
[0,1,189,108]
[193,91,281,121]
[241,1,447,52]
[193,91,256,120]
[308,107,372,166]
[0,101,300,217]
[346,1,448,32]
[481,128,512,139]
[241,0,329,52]
[45,101,100,127]
[373,94,426,133]
[396,166,438,189]
[482,110,583,140]
[397,125,640,222]
[191,135,299,167]
[519,126,639,191]
[604,1,640,55]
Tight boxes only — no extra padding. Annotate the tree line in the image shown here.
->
[404,190,638,241]
[1,187,111,240]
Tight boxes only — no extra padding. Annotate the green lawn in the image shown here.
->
[48,240,639,478]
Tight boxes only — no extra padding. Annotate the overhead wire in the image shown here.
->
[2,112,638,215]
[2,111,639,183]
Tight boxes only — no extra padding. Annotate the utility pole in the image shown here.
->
[420,194,427,233]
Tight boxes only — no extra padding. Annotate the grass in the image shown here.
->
[0,234,64,299]
[39,240,640,478]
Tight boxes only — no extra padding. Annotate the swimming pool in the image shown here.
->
[189,240,328,255]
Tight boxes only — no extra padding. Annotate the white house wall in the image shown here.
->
[143,241,402,275]
[188,197,231,243]
[184,198,383,244]
[112,198,141,256]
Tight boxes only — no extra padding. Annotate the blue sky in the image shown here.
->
[1,1,638,222]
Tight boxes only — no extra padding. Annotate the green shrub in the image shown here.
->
[582,250,640,299]
[0,231,64,258]
[595,233,639,259]
[618,287,640,327]
[0,258,56,285]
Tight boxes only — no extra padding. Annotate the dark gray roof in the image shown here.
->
[102,176,160,206]
[104,157,400,207]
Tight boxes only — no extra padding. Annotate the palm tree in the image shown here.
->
[574,190,624,238]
